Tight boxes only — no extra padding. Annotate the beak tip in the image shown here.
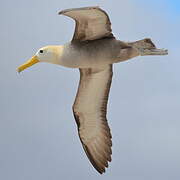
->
[17,68,22,73]
[17,69,20,73]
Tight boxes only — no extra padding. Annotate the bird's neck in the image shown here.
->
[47,45,65,66]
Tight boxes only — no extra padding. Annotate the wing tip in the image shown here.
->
[82,143,112,174]
[58,10,64,15]
[58,6,100,15]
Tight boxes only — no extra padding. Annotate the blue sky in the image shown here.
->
[138,0,180,16]
[168,0,180,12]
[162,0,180,13]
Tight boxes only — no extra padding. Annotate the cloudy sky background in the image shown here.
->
[0,0,180,180]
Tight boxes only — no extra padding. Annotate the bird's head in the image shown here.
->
[17,46,61,73]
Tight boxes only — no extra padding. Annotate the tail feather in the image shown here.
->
[128,38,168,56]
[128,38,156,49]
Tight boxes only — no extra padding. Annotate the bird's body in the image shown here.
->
[17,6,168,174]
[55,38,138,68]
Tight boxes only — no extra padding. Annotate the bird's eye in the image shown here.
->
[39,50,43,53]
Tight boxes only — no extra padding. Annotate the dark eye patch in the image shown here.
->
[39,50,43,53]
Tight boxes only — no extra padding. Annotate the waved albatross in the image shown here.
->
[17,6,168,174]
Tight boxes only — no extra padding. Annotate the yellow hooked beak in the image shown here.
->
[17,56,40,73]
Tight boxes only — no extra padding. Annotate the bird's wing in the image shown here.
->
[73,65,113,174]
[59,6,114,41]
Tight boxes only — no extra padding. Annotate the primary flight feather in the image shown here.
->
[17,6,168,174]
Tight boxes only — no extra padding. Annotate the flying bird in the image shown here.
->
[17,6,168,174]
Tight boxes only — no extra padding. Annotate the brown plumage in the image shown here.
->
[73,66,113,174]
[59,6,114,41]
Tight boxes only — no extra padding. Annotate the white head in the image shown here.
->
[35,46,61,63]
[17,46,63,73]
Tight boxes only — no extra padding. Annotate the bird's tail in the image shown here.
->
[128,38,168,56]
